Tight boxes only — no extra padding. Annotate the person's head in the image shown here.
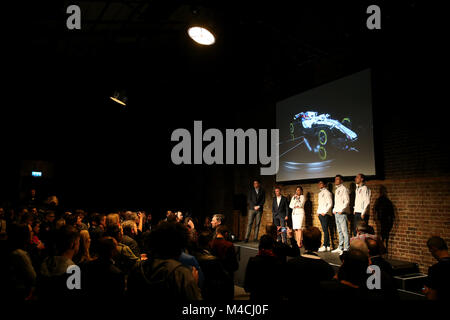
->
[274,186,281,197]
[30,207,38,216]
[106,213,120,228]
[55,218,66,229]
[31,220,41,235]
[211,214,224,229]
[90,213,101,226]
[265,223,278,240]
[147,221,188,259]
[66,213,81,227]
[176,211,184,222]
[355,173,366,185]
[295,186,303,196]
[366,238,382,257]
[55,225,80,256]
[253,180,261,189]
[349,239,369,257]
[30,189,36,197]
[7,223,31,250]
[78,229,91,258]
[46,195,59,207]
[215,225,230,239]
[335,175,344,186]
[198,231,212,249]
[44,211,56,223]
[318,180,326,190]
[302,227,322,252]
[97,236,118,260]
[427,236,448,260]
[105,225,123,242]
[258,234,275,251]
[166,211,177,223]
[356,221,369,235]
[122,220,137,237]
[125,211,138,223]
[338,248,369,287]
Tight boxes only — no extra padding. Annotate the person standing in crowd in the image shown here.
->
[5,223,36,300]
[272,186,289,243]
[317,180,334,252]
[211,225,239,279]
[244,235,283,301]
[332,175,350,255]
[286,227,335,301]
[353,173,371,236]
[127,221,202,301]
[211,213,225,239]
[245,179,266,243]
[289,186,305,246]
[424,236,450,300]
[265,224,300,263]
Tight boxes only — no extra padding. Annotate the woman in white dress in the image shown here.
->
[289,186,305,246]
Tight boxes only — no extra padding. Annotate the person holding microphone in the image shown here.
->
[289,186,305,247]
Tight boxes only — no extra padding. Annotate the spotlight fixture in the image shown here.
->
[110,90,127,106]
[187,26,215,45]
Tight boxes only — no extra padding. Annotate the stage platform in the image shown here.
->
[233,240,427,299]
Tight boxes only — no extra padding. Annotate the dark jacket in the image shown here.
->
[272,196,289,219]
[210,238,239,275]
[248,188,265,212]
[127,258,202,301]
[122,234,140,258]
[244,254,284,301]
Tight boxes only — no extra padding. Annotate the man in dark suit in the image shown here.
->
[272,186,289,243]
[245,180,265,242]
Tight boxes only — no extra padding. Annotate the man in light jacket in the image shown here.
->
[331,175,350,255]
[317,180,334,252]
[353,173,371,236]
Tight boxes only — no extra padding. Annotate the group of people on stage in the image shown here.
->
[245,173,371,255]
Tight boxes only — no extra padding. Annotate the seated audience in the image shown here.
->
[424,236,450,300]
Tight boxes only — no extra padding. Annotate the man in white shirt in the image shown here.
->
[331,175,350,255]
[317,180,334,252]
[353,173,371,236]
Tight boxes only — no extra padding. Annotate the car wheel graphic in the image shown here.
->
[319,146,327,160]
[318,129,327,145]
[342,117,351,129]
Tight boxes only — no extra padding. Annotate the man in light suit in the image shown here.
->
[332,175,350,255]
[245,180,266,243]
[272,186,289,243]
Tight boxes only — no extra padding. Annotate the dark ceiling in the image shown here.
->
[1,1,445,211]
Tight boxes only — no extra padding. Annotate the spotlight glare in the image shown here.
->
[187,26,215,45]
[110,96,126,106]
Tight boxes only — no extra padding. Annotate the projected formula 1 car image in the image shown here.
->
[287,111,358,161]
